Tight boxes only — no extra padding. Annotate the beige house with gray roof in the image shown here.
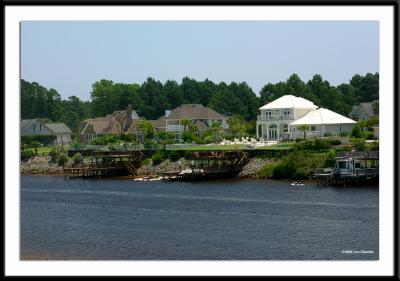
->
[79,105,140,142]
[21,118,72,145]
[151,104,228,140]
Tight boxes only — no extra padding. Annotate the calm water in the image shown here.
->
[21,176,378,260]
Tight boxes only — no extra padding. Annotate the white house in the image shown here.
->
[256,95,356,140]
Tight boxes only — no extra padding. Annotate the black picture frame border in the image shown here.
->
[3,1,399,278]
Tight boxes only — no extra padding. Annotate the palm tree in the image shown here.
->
[298,124,309,139]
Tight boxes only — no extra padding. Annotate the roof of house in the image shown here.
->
[80,106,140,135]
[21,118,72,134]
[260,95,318,110]
[193,120,209,131]
[290,108,357,125]
[44,123,72,134]
[126,119,140,133]
[351,101,377,117]
[21,119,38,129]
[166,104,227,120]
[150,116,166,129]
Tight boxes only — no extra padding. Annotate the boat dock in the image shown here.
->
[161,150,249,181]
[314,151,379,186]
[63,150,145,179]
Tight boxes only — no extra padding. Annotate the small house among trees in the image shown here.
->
[21,118,72,145]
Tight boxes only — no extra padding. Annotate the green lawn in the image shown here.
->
[23,144,70,155]
[185,144,248,151]
[254,143,294,150]
[182,143,294,151]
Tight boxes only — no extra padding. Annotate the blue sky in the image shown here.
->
[21,21,379,101]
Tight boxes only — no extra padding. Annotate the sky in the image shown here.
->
[21,21,379,101]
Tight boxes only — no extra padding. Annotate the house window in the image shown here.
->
[311,126,316,131]
[338,161,348,169]
[355,162,361,169]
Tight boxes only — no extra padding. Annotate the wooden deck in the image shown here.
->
[64,150,145,179]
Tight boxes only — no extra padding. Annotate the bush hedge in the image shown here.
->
[152,150,165,165]
[21,135,57,146]
[256,150,332,179]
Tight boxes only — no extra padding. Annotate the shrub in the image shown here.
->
[21,135,57,146]
[21,149,35,161]
[293,139,330,151]
[324,132,333,137]
[152,150,165,165]
[120,133,136,142]
[49,148,59,162]
[353,138,366,151]
[57,153,68,166]
[257,151,331,179]
[361,131,375,140]
[336,145,353,152]
[182,131,198,143]
[327,139,341,145]
[72,152,83,165]
[168,150,181,162]
[367,141,379,151]
[256,162,279,178]
[91,134,119,145]
[351,124,362,138]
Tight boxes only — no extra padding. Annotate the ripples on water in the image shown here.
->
[21,176,378,260]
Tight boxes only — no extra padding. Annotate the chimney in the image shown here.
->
[165,110,171,118]
[125,104,133,131]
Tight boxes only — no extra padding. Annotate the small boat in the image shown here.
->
[291,181,304,186]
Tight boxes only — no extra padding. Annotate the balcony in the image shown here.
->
[257,114,294,121]
[166,125,185,131]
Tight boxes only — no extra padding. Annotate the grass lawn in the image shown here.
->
[185,144,248,151]
[182,143,294,151]
[254,143,294,150]
[23,144,71,156]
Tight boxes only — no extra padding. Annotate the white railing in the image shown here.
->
[257,115,294,121]
[289,131,321,139]
[167,125,185,131]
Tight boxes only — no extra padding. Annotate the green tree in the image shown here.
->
[298,125,309,139]
[137,119,155,141]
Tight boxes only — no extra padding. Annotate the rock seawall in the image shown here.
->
[21,156,271,178]
[239,158,273,178]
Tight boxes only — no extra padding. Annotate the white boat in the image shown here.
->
[291,181,304,186]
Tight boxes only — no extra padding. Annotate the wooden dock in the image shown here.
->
[162,150,249,181]
[64,150,145,179]
[314,151,379,186]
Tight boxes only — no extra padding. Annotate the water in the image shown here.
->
[21,176,378,260]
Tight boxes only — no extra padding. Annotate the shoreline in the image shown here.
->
[20,156,272,179]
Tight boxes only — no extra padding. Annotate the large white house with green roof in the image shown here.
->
[21,118,72,145]
[256,95,356,140]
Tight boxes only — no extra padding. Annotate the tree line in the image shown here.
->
[21,72,379,133]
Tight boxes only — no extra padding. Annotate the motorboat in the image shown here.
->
[291,181,304,186]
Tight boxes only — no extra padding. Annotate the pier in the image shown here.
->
[64,150,145,179]
[314,151,379,186]
[161,150,249,181]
